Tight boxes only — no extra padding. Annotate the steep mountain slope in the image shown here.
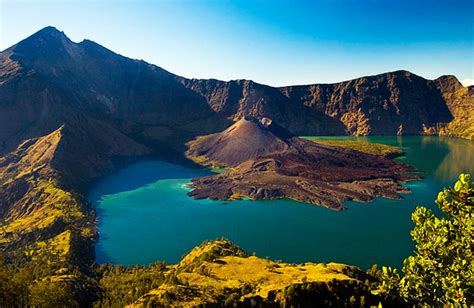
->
[0,127,89,256]
[0,26,471,306]
[0,27,228,156]
[280,71,455,135]
[435,76,474,139]
[180,70,457,136]
[178,78,347,135]
[0,120,148,255]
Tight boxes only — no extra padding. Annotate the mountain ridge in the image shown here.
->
[2,26,472,145]
[1,25,471,252]
[1,27,466,88]
[0,25,472,307]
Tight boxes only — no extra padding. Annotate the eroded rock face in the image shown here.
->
[178,70,458,137]
[177,78,348,135]
[435,76,474,139]
[0,26,469,262]
[187,119,417,210]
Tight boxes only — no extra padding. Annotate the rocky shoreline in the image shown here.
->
[187,117,418,210]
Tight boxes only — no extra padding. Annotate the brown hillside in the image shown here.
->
[187,118,417,210]
[186,116,291,167]
[130,239,385,307]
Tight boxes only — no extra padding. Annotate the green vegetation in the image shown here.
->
[306,138,404,158]
[0,249,94,307]
[0,129,95,269]
[187,154,229,169]
[0,178,85,243]
[438,87,474,140]
[1,175,472,306]
[94,263,166,307]
[131,239,386,307]
[373,173,473,306]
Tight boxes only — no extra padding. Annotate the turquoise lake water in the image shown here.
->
[89,136,474,270]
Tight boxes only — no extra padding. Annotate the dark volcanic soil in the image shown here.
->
[186,116,292,167]
[187,117,418,210]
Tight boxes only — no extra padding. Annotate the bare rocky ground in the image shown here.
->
[187,117,417,210]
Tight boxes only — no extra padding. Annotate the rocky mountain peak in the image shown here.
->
[435,75,464,92]
[35,26,66,38]
[10,26,71,51]
[4,26,80,71]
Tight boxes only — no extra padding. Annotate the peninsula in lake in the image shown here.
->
[187,116,416,210]
[0,26,472,306]
[2,27,471,253]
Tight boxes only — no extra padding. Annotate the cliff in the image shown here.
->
[178,70,461,137]
[435,76,474,139]
[1,26,470,259]
[0,26,471,305]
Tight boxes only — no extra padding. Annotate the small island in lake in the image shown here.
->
[186,116,418,210]
[1,10,472,305]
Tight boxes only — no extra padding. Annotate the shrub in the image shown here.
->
[376,174,473,306]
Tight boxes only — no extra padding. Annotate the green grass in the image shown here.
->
[131,239,369,307]
[304,138,404,158]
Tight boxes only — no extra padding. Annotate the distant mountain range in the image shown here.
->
[1,27,472,158]
[0,26,472,307]
[0,25,472,257]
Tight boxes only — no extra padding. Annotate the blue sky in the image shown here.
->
[1,0,473,86]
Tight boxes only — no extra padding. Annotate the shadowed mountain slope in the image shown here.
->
[0,26,471,306]
[0,26,228,156]
[0,26,470,251]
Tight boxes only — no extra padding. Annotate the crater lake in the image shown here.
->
[89,136,474,269]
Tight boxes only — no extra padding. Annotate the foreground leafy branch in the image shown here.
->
[375,174,473,306]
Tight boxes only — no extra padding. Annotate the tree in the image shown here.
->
[28,280,79,307]
[377,173,473,306]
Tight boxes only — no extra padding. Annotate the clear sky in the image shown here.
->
[1,0,473,86]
